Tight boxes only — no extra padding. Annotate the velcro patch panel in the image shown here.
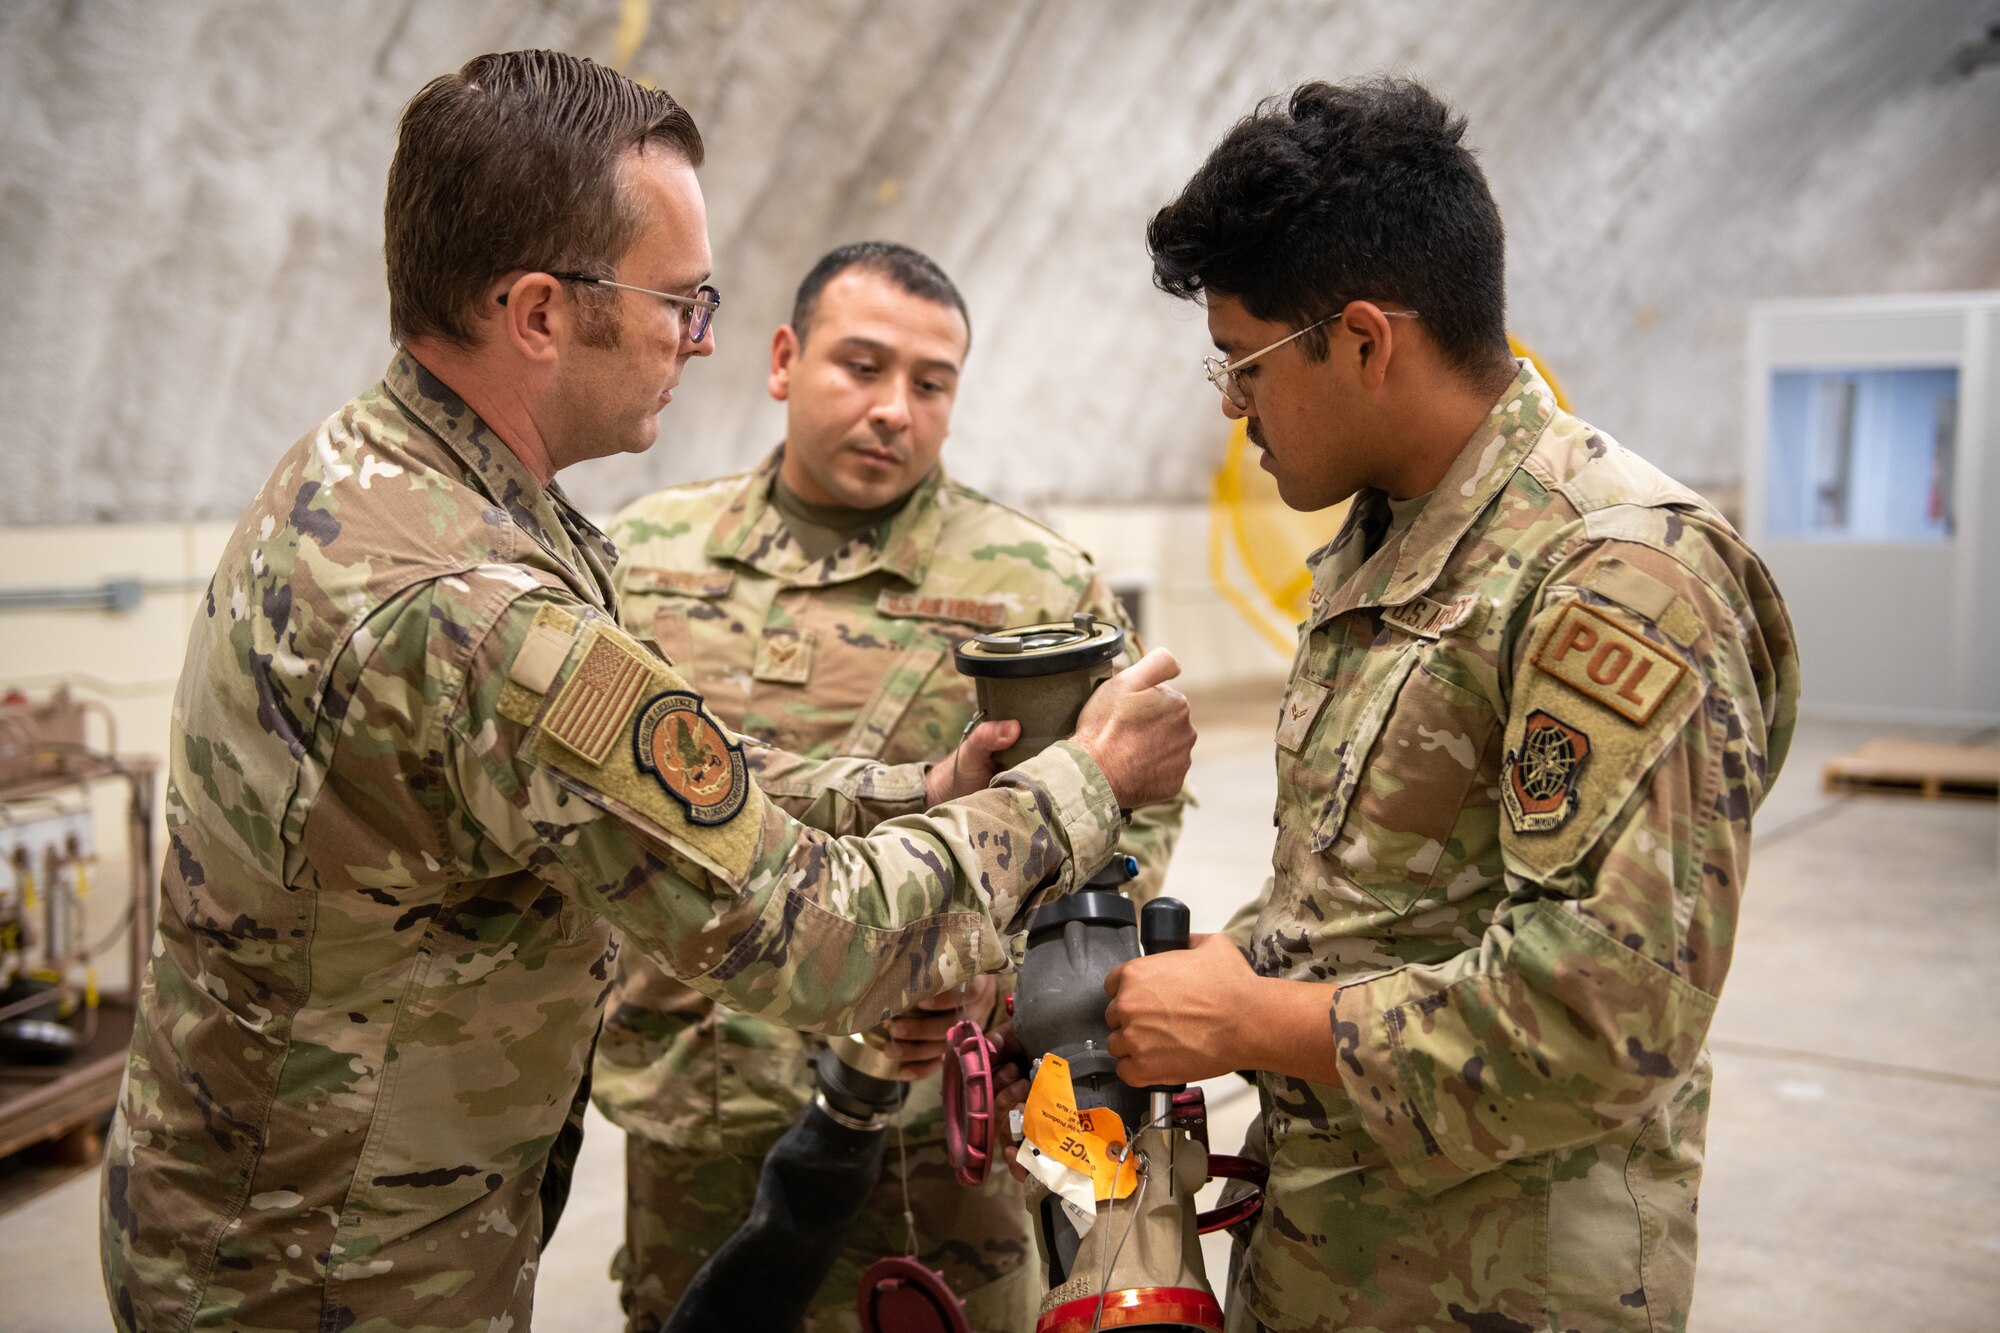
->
[626,566,736,598]
[753,626,815,685]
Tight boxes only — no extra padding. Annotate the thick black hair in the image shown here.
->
[1148,77,1512,381]
[790,241,971,351]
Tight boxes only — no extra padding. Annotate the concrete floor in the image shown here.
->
[2,693,1995,1331]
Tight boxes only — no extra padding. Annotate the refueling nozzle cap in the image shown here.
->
[952,616,1124,680]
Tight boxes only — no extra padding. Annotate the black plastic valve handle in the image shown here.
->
[1140,896,1191,956]
[1138,897,1193,1097]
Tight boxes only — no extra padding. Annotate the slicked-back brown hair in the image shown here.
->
[386,49,704,346]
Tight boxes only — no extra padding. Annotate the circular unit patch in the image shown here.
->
[633,691,749,825]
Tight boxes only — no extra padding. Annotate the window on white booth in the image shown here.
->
[1766,367,1957,542]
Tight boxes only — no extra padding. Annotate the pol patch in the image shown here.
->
[1502,709,1591,833]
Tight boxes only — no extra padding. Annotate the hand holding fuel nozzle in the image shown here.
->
[923,718,1022,806]
[1067,647,1194,809]
[1104,932,1260,1088]
[926,643,1194,809]
[673,620,1203,1333]
[884,972,999,1080]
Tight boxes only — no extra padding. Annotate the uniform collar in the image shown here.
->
[380,351,620,610]
[704,446,948,588]
[1306,361,1553,629]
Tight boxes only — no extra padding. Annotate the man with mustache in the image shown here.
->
[1102,78,1800,1331]
[595,240,1187,1331]
[97,54,1195,1332]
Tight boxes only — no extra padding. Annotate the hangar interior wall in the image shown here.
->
[3,0,1999,724]
[4,0,1998,525]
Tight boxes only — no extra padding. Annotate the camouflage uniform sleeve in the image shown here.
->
[452,586,1126,1035]
[1080,572,1191,904]
[1327,534,1797,1195]
[742,740,929,836]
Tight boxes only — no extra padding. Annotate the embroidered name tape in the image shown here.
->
[627,566,736,598]
[1382,593,1480,640]
[876,591,1012,629]
[1532,602,1686,724]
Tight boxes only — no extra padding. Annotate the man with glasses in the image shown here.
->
[98,51,1195,1332]
[1100,78,1800,1331]
[592,240,1187,1331]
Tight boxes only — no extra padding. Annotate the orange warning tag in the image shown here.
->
[1023,1053,1140,1200]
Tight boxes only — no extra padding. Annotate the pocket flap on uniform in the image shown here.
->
[838,640,949,759]
[1305,646,1424,854]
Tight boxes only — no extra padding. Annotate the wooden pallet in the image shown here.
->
[1821,739,2000,801]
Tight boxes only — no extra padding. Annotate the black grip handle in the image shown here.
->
[1141,897,1190,956]
[1138,897,1192,1098]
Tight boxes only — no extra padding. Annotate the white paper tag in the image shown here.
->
[1021,1143,1098,1237]
[1060,1195,1097,1237]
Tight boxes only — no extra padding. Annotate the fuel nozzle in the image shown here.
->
[940,886,1263,1333]
[952,614,1124,770]
[816,1033,910,1130]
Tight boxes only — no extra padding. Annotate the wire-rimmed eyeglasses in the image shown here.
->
[1202,306,1419,410]
[545,272,721,343]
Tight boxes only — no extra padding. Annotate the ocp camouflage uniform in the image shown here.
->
[1230,364,1799,1332]
[594,448,1186,1332]
[98,356,1126,1333]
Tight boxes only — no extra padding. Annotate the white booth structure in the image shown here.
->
[1745,292,2000,724]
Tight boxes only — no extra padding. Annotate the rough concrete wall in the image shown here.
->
[3,0,1997,524]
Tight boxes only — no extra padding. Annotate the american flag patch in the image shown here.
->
[543,628,652,764]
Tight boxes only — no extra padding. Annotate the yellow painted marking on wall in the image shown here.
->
[1509,334,1570,410]
[612,0,651,72]
[1207,419,1346,656]
[1208,334,1567,651]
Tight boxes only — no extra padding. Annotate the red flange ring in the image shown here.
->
[1036,1286,1225,1333]
[1169,1085,1208,1150]
[1196,1154,1269,1235]
[856,1255,970,1333]
[940,1018,994,1188]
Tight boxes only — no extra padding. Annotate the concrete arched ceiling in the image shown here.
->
[2,0,1996,523]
